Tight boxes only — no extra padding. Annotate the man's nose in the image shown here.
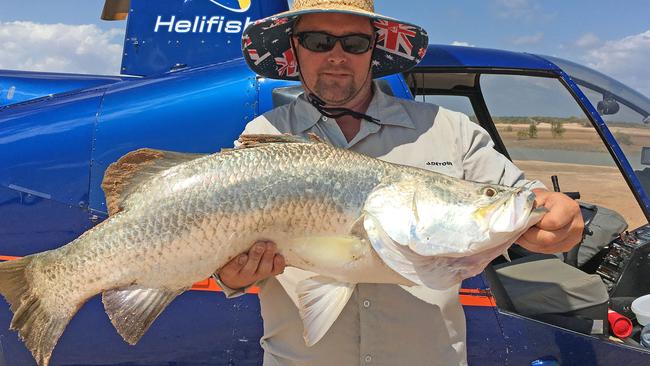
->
[327,41,348,65]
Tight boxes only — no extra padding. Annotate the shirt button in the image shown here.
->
[363,299,371,308]
[321,116,328,121]
[364,354,372,363]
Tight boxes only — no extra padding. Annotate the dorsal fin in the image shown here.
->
[236,133,326,149]
[306,133,326,143]
[101,148,205,216]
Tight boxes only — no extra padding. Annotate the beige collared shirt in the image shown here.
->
[238,84,543,366]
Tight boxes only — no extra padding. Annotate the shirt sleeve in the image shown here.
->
[459,113,546,190]
[213,273,248,298]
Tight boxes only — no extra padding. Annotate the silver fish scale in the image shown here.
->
[30,142,397,303]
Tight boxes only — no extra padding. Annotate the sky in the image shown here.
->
[0,0,648,97]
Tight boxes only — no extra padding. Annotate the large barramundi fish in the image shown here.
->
[0,134,545,366]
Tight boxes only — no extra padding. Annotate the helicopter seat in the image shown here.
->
[495,254,609,334]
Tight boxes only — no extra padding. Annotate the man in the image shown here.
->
[216,1,584,365]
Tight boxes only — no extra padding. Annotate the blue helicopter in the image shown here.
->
[2,0,650,365]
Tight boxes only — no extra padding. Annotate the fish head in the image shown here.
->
[364,178,546,256]
[411,179,545,255]
[473,182,545,235]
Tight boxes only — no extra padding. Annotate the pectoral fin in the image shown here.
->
[102,286,185,345]
[364,214,472,290]
[296,276,355,347]
[363,213,423,286]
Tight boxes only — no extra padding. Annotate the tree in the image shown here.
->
[551,120,565,138]
[528,122,538,138]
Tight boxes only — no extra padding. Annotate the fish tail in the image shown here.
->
[0,256,74,366]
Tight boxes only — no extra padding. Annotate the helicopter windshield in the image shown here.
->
[543,55,650,201]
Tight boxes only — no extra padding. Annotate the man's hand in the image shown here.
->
[517,189,584,254]
[217,241,286,290]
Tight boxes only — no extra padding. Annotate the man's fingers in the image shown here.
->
[256,241,278,276]
[521,224,569,247]
[217,241,285,289]
[240,242,266,277]
[534,191,581,232]
[536,213,568,232]
[271,254,286,275]
[518,235,576,254]
[218,253,247,276]
[519,215,583,253]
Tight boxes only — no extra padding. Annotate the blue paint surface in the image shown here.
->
[1,1,650,364]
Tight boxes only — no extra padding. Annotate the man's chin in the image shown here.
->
[319,95,351,105]
[314,80,356,105]
[315,88,356,105]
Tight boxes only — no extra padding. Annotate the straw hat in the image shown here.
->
[241,0,429,81]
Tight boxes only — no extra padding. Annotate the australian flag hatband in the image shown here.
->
[241,9,429,81]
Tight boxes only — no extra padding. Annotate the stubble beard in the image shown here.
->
[313,76,357,106]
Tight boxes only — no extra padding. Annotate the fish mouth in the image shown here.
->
[522,186,549,215]
[516,187,548,227]
[478,186,542,233]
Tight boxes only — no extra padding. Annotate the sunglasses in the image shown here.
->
[294,31,374,54]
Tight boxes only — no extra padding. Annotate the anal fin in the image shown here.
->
[296,276,354,347]
[102,286,185,345]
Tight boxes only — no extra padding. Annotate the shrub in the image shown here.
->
[517,130,529,140]
[614,131,633,146]
[551,120,566,138]
[528,123,538,138]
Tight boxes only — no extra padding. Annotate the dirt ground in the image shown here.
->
[491,121,648,228]
[514,160,647,230]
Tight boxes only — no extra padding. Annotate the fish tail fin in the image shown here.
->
[0,257,75,366]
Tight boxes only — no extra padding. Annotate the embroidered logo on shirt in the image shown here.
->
[426,161,453,167]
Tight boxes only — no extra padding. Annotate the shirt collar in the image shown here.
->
[293,82,417,133]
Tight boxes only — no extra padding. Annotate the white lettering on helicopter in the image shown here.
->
[154,15,255,34]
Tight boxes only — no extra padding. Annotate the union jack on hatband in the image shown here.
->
[242,34,252,49]
[263,17,290,30]
[241,1,428,80]
[275,49,299,77]
[374,19,417,61]
[248,49,271,66]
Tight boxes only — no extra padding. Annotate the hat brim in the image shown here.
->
[241,8,429,81]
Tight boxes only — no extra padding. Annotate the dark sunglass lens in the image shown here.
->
[342,35,371,54]
[302,33,336,52]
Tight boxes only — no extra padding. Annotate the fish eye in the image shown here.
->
[484,187,497,197]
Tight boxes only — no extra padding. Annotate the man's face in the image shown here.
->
[292,13,374,106]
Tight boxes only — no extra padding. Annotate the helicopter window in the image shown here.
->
[414,94,474,117]
[405,72,476,121]
[578,84,650,204]
[480,74,646,231]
